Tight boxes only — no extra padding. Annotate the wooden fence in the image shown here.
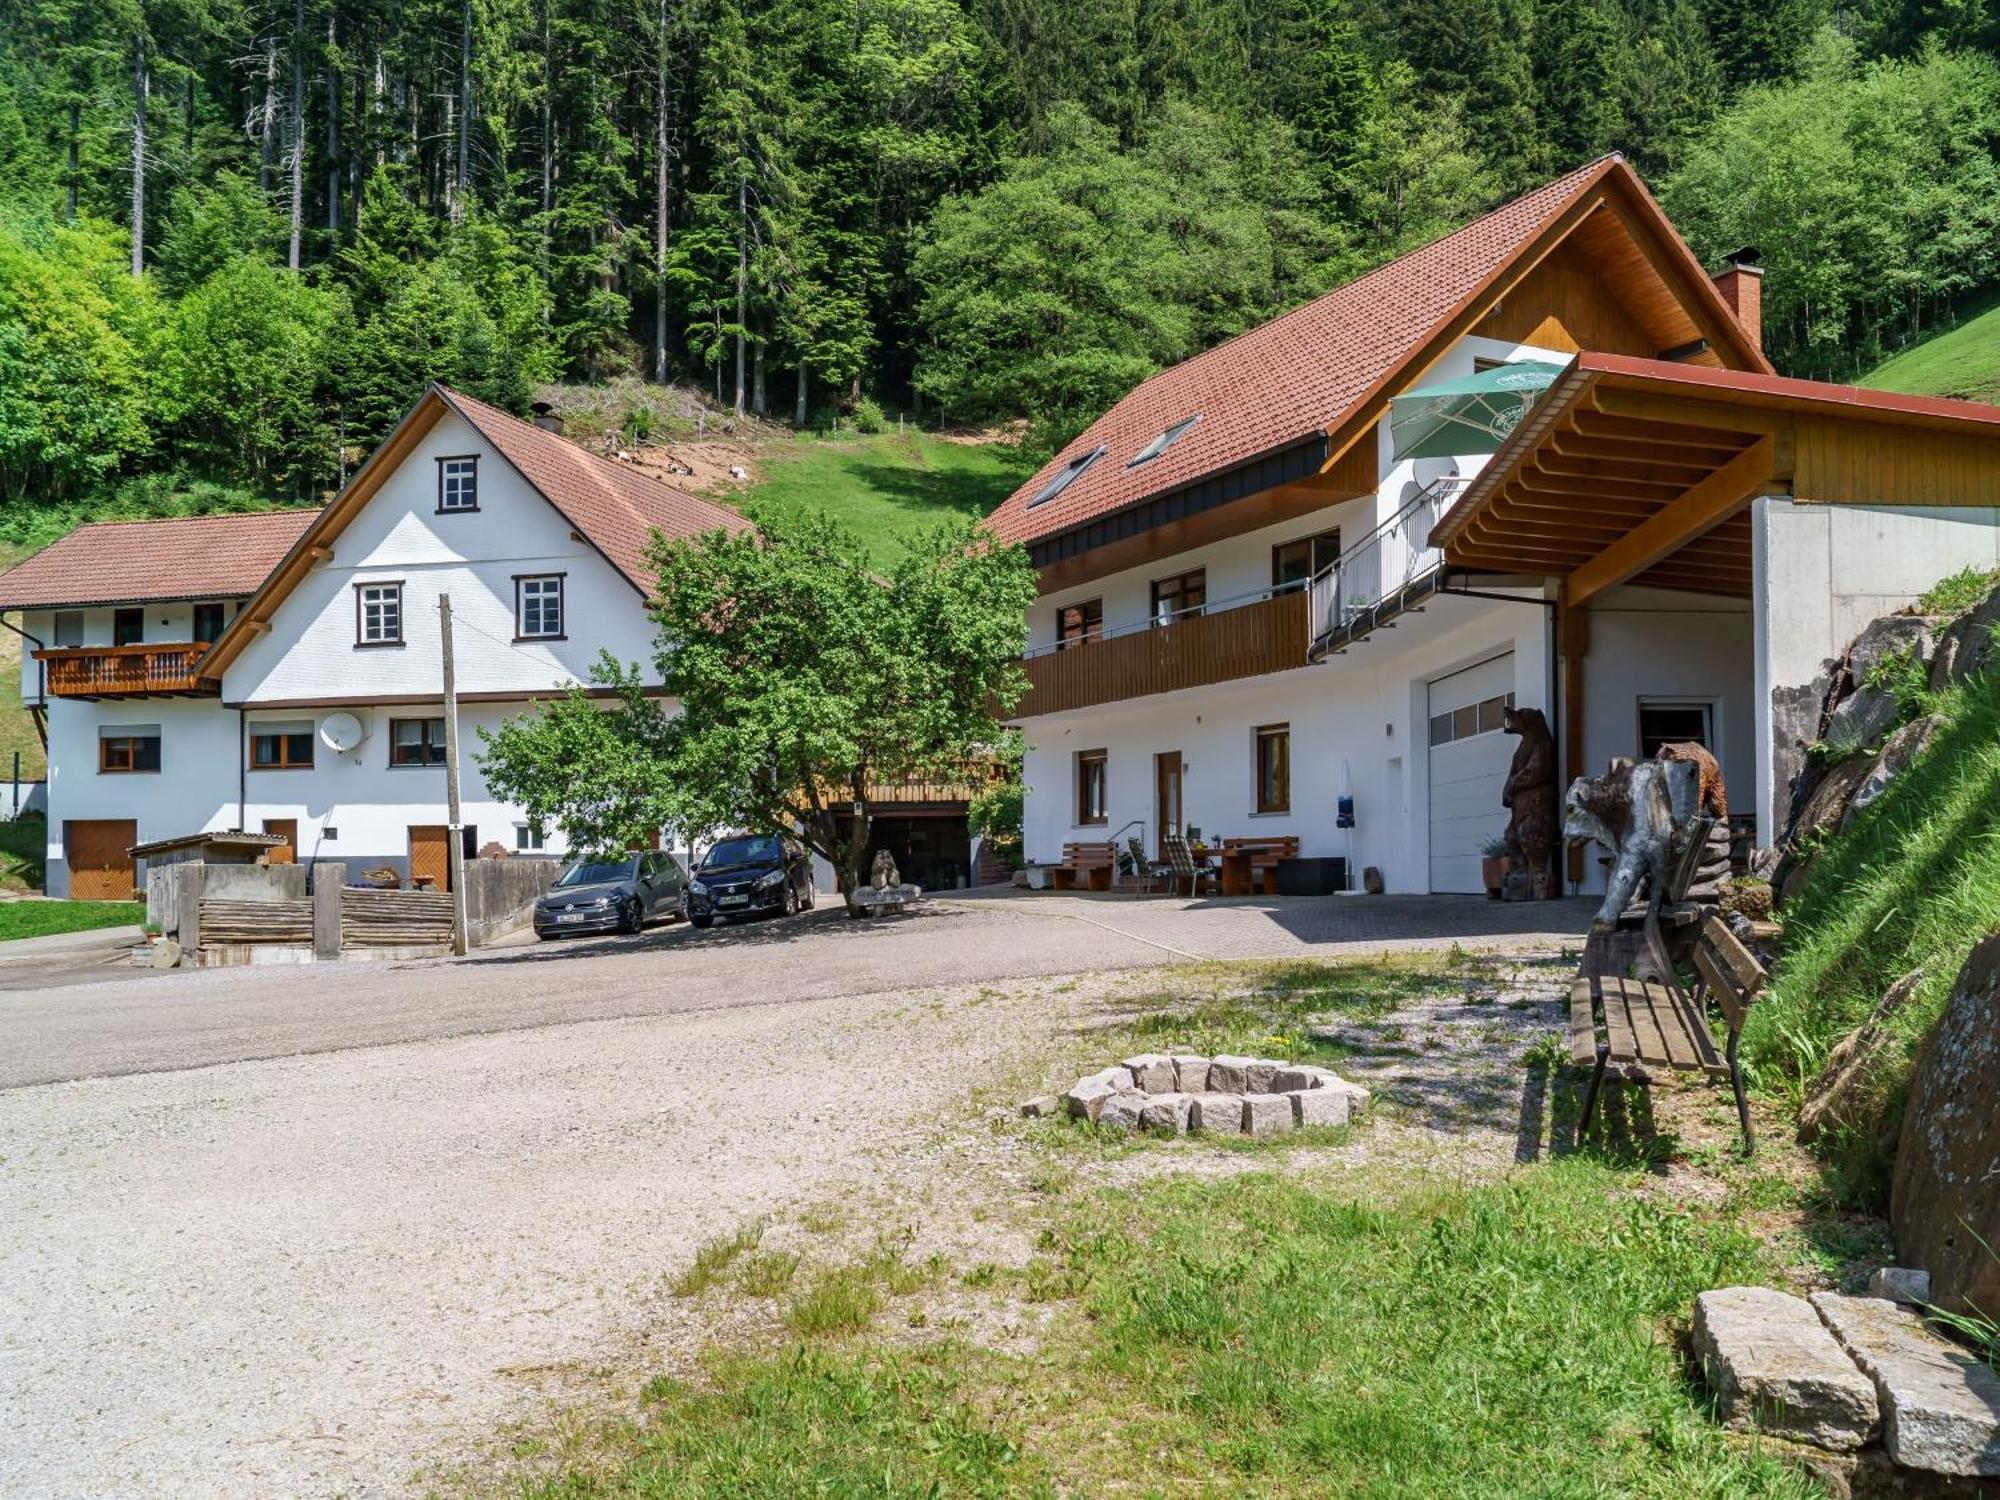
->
[341,887,454,948]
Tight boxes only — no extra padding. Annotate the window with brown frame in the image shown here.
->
[355,581,403,646]
[1272,530,1341,591]
[1076,749,1108,826]
[437,455,480,512]
[1151,569,1206,623]
[1255,724,1290,814]
[515,574,565,639]
[1056,598,1103,650]
[99,727,161,773]
[250,722,315,770]
[389,717,448,767]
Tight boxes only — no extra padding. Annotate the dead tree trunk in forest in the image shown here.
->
[733,171,747,418]
[652,0,671,380]
[259,37,279,192]
[287,0,305,270]
[452,0,472,223]
[325,14,341,235]
[129,33,146,275]
[795,362,807,426]
[752,325,766,416]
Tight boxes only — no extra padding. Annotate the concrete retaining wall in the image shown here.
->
[150,861,308,933]
[463,857,558,947]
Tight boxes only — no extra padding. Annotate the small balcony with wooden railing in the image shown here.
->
[1014,584,1309,719]
[33,642,219,700]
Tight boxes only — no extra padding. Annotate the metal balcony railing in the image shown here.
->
[1306,475,1468,658]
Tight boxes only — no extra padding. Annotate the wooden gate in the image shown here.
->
[263,818,298,864]
[408,824,450,890]
[65,819,138,901]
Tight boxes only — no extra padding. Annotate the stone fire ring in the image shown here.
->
[1052,1054,1371,1137]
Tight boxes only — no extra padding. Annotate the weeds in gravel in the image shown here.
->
[785,1266,883,1336]
[735,1249,801,1298]
[670,1223,763,1297]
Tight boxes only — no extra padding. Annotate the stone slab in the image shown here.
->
[1017,1095,1059,1119]
[1692,1286,1880,1451]
[1139,1092,1193,1135]
[1813,1293,2000,1475]
[1290,1088,1350,1128]
[1189,1093,1243,1133]
[1062,1068,1131,1121]
[1096,1089,1147,1133]
[1241,1092,1293,1138]
[1120,1054,1178,1092]
[1271,1065,1325,1092]
[1171,1055,1211,1091]
[1206,1055,1256,1093]
[1869,1267,1933,1306]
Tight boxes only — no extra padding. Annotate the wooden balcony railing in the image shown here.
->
[1014,590,1308,718]
[34,643,219,699]
[814,759,1009,809]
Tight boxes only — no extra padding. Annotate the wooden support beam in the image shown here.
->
[1558,597,1588,885]
[1518,467,1690,501]
[1533,450,1725,483]
[1548,429,1747,469]
[1563,436,1774,608]
[1589,387,1781,434]
[1568,410,1763,450]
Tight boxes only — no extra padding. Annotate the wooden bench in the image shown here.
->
[1049,841,1115,892]
[1218,835,1300,896]
[1570,912,1766,1153]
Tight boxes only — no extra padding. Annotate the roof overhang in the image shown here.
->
[1432,353,2000,603]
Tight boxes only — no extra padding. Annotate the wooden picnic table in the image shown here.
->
[1217,848,1254,896]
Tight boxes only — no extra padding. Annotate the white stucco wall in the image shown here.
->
[1019,594,1552,892]
[222,411,659,705]
[1752,497,2000,844]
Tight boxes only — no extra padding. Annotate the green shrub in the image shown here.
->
[1917,565,1999,620]
[851,396,887,434]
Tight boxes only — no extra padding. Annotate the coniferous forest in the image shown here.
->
[0,0,1998,518]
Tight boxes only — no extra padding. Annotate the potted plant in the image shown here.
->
[1480,836,1512,899]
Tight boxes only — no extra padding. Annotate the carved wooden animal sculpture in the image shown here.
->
[1563,759,1677,930]
[870,847,901,889]
[1656,740,1727,819]
[1501,706,1558,898]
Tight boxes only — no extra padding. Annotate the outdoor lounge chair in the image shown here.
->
[1163,834,1216,898]
[1125,837,1172,896]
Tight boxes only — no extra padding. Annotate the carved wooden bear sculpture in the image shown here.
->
[1656,740,1727,820]
[1501,706,1558,898]
[1563,759,1681,931]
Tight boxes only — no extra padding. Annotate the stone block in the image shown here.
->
[1018,1096,1059,1119]
[1323,1078,1371,1116]
[1170,1055,1211,1092]
[1270,1065,1324,1092]
[1063,1073,1119,1121]
[1237,1059,1280,1094]
[1290,1088,1350,1128]
[1241,1093,1294,1138]
[1096,1089,1147,1133]
[1189,1093,1243,1133]
[1893,933,2000,1325]
[1813,1293,2000,1475]
[1139,1092,1193,1135]
[1692,1286,1880,1451]
[1206,1055,1255,1093]
[1120,1054,1177,1092]
[1868,1267,1932,1306]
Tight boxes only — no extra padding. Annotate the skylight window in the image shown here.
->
[1027,445,1107,508]
[1127,415,1200,468]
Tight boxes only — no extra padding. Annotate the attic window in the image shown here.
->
[1027,445,1106,508]
[1128,415,1200,468]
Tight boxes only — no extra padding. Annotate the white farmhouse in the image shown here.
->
[990,155,2000,894]
[4,385,749,899]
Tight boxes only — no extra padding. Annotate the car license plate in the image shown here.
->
[557,912,588,924]
[719,894,750,907]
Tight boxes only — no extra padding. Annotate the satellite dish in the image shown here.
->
[320,712,366,753]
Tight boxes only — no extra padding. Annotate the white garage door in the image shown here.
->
[1427,654,1516,893]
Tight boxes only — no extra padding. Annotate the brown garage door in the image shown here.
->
[66,819,138,901]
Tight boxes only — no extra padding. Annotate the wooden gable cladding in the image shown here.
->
[1472,236,1659,360]
[1434,352,2000,605]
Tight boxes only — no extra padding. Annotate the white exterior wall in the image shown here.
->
[1753,497,2000,844]
[1018,332,1565,892]
[1020,596,1552,891]
[36,410,674,896]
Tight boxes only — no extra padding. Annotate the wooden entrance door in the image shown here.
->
[65,819,137,901]
[263,818,298,864]
[1155,752,1183,859]
[408,824,450,890]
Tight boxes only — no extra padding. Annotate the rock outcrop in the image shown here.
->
[1892,932,2000,1323]
[1798,967,1926,1148]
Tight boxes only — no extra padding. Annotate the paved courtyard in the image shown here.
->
[0,892,1591,1498]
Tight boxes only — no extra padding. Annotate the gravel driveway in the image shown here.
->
[0,892,1589,1497]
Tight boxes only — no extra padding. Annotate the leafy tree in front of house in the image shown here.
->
[478,513,1037,904]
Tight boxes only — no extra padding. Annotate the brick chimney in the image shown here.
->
[1711,247,1763,353]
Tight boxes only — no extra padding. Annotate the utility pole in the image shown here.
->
[440,594,468,955]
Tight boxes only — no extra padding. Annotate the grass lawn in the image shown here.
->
[1862,294,2000,403]
[473,954,1830,1499]
[739,431,1036,564]
[0,899,142,941]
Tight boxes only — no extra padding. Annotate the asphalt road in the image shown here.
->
[0,892,1594,1090]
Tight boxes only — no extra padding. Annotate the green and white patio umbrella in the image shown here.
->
[1388,359,1569,460]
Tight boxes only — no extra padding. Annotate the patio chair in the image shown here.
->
[1125,836,1172,896]
[1163,834,1216,898]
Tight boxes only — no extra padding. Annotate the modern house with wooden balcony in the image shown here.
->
[992,154,2000,895]
[1,386,750,900]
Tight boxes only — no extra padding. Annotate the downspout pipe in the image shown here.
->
[238,706,247,831]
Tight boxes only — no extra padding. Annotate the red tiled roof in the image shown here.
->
[439,387,752,589]
[989,156,1638,548]
[0,508,322,611]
